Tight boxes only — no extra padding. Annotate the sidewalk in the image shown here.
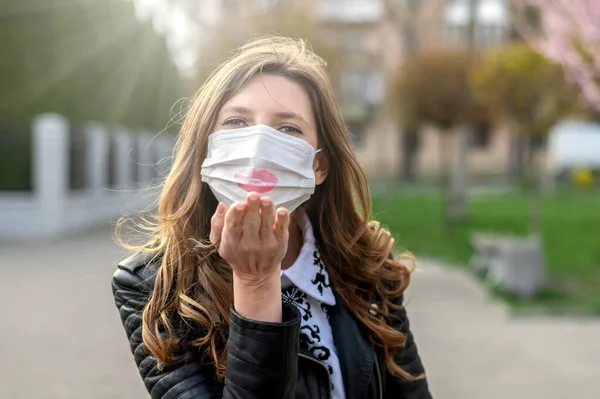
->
[0,228,148,399]
[406,260,600,399]
[0,228,598,398]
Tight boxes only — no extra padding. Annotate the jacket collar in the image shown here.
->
[280,210,336,306]
[329,290,376,399]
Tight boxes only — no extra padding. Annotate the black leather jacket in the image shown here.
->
[112,252,432,399]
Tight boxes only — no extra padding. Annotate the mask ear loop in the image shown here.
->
[315,149,322,154]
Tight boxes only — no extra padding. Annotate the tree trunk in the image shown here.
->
[439,131,454,228]
[509,134,527,181]
[527,137,543,236]
[447,124,470,222]
[400,125,419,181]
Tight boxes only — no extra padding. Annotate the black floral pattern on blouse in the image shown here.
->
[282,287,312,321]
[311,250,331,295]
[320,302,331,324]
[300,324,321,344]
[282,286,335,391]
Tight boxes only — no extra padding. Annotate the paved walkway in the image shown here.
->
[1,228,598,398]
[407,262,600,398]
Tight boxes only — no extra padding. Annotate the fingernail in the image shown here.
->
[236,202,245,210]
[278,209,288,216]
[248,193,259,202]
[261,197,272,206]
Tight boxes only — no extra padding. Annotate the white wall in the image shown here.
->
[0,113,174,242]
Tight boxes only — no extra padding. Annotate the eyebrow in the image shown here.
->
[221,106,252,115]
[220,106,309,125]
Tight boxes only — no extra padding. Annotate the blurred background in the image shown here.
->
[0,0,599,398]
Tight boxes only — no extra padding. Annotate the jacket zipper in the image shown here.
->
[299,353,333,399]
[374,356,383,399]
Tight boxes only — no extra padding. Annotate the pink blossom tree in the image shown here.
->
[515,0,600,112]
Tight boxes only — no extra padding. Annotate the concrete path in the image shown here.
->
[0,227,147,399]
[1,228,598,398]
[406,260,600,399]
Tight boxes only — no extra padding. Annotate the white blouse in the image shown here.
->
[280,210,346,399]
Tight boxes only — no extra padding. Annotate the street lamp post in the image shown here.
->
[399,0,421,181]
[403,0,421,54]
[467,0,479,49]
[444,0,480,222]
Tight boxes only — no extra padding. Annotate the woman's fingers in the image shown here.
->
[259,197,275,240]
[242,192,261,237]
[224,201,246,239]
[274,208,290,241]
[209,202,227,245]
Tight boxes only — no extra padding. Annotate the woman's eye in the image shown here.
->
[222,118,246,127]
[279,125,302,134]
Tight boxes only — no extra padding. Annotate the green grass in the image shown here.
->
[372,187,600,314]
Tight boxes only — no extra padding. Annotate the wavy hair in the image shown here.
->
[116,36,421,381]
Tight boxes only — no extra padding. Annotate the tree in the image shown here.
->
[514,0,600,114]
[0,0,186,131]
[388,50,485,225]
[469,42,577,234]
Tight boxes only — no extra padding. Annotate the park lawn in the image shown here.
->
[371,188,600,314]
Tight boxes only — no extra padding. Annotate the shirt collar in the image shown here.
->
[281,209,336,306]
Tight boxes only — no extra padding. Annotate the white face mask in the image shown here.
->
[201,124,321,212]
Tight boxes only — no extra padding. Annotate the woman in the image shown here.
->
[112,36,431,399]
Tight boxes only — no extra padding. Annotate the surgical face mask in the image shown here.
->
[201,124,321,212]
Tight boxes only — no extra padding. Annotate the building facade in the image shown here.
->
[350,0,517,180]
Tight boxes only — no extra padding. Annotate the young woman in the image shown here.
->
[112,36,431,399]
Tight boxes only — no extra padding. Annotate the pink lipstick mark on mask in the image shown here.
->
[234,168,278,194]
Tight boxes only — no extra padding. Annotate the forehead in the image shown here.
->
[222,74,315,121]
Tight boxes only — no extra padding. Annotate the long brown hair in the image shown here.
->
[117,36,421,381]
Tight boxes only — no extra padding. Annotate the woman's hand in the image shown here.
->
[210,192,290,322]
